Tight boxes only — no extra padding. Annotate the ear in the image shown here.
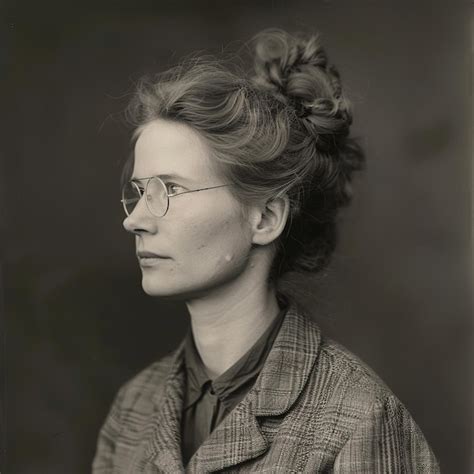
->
[251,194,290,246]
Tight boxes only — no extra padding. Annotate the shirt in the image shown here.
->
[180,302,287,467]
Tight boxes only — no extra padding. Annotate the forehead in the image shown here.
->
[133,119,217,183]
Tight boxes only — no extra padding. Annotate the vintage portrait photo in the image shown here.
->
[3,1,472,472]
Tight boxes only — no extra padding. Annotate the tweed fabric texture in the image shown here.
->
[92,300,440,473]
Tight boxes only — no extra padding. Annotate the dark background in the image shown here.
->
[2,1,472,473]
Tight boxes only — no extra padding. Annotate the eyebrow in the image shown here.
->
[131,173,194,184]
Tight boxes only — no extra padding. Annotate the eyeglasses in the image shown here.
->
[121,175,231,217]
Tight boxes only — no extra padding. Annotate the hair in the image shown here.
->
[122,28,365,283]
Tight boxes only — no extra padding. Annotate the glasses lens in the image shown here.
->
[122,181,141,216]
[146,177,168,217]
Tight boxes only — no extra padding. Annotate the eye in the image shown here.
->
[166,182,185,195]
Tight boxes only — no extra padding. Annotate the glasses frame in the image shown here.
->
[121,175,232,217]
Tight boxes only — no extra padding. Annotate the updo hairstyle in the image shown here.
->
[123,28,365,283]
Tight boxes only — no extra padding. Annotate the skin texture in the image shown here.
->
[123,119,290,377]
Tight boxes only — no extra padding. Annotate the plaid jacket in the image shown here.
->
[92,300,440,473]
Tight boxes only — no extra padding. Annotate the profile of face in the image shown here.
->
[122,119,256,300]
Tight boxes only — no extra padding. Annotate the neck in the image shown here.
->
[185,256,281,379]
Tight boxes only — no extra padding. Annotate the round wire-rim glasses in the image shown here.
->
[121,175,232,217]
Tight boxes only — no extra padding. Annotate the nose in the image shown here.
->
[122,195,157,235]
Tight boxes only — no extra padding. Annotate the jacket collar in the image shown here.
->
[141,297,322,473]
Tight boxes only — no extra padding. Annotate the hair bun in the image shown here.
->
[252,28,353,151]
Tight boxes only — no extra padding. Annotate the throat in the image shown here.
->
[187,289,282,378]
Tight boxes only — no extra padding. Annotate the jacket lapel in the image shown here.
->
[186,299,322,472]
[185,400,268,472]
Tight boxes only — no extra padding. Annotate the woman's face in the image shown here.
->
[123,119,254,299]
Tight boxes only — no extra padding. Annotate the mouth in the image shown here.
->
[138,256,169,267]
[137,251,171,267]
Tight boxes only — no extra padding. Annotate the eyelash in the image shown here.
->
[134,181,185,195]
[165,182,185,195]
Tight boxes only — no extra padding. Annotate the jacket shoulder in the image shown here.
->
[311,336,440,471]
[116,349,179,414]
[290,331,439,466]
[318,335,393,402]
[296,328,401,432]
[92,350,181,472]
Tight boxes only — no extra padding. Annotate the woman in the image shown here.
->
[92,29,439,472]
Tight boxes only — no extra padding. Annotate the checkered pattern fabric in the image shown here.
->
[92,300,439,473]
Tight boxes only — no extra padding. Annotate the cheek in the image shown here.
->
[178,210,250,274]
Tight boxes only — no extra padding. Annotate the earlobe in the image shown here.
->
[251,195,290,246]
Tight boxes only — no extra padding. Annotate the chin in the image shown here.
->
[140,267,240,301]
[141,278,185,300]
[140,273,206,301]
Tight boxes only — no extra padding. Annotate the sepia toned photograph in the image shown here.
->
[3,1,472,473]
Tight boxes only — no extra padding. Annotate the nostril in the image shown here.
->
[122,213,152,236]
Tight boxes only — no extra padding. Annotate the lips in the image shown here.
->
[137,250,170,267]
[137,251,169,258]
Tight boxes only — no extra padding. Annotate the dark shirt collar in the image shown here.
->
[183,297,288,411]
